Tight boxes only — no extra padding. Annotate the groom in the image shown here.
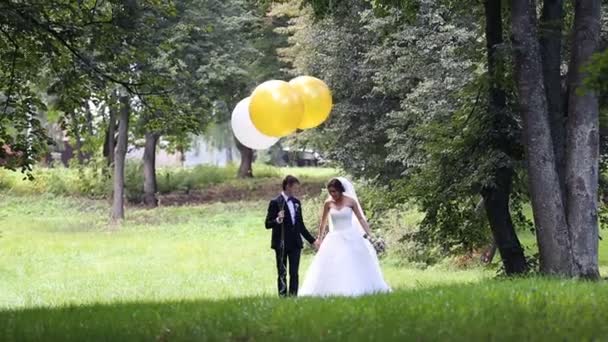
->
[265,175,320,297]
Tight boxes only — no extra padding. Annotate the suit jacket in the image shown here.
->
[265,194,316,250]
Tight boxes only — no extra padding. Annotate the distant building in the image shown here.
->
[278,147,323,167]
[125,138,323,168]
[45,132,323,168]
[126,136,238,167]
[183,138,238,167]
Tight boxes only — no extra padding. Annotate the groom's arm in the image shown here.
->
[301,225,316,245]
[265,200,279,229]
[298,203,316,244]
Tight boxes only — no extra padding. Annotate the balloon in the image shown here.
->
[231,97,279,150]
[249,80,304,137]
[289,76,333,129]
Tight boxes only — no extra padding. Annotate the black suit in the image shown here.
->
[265,194,316,296]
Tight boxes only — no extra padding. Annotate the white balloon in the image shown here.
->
[231,97,279,150]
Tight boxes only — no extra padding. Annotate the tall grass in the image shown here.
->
[1,194,608,341]
[0,194,485,310]
[0,163,338,200]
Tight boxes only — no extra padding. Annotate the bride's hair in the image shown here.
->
[327,178,345,193]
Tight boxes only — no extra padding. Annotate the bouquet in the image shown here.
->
[365,234,387,257]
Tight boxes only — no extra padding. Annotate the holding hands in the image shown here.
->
[313,239,321,251]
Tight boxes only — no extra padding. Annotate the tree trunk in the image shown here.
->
[565,0,601,279]
[104,97,117,167]
[178,144,186,167]
[143,132,160,208]
[86,103,95,136]
[510,0,573,275]
[483,0,527,275]
[540,0,566,197]
[226,145,234,164]
[482,168,527,274]
[69,111,85,165]
[74,132,84,165]
[235,137,253,178]
[111,94,130,222]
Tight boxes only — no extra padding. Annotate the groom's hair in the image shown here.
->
[282,175,300,190]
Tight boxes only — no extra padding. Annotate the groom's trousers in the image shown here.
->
[275,248,301,297]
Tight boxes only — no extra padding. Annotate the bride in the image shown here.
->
[299,177,391,297]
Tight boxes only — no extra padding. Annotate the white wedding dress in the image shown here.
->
[299,205,391,297]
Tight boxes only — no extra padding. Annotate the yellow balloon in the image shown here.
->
[289,76,333,129]
[249,80,305,137]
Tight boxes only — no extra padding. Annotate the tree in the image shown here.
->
[540,0,567,197]
[564,0,601,278]
[135,0,279,194]
[236,138,254,178]
[112,92,130,221]
[142,131,160,207]
[230,1,292,178]
[273,0,403,182]
[511,0,574,276]
[0,0,174,175]
[509,0,602,277]
[299,0,602,277]
[481,0,527,274]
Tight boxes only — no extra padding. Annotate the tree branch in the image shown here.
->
[463,83,484,126]
[0,27,19,117]
[13,8,145,95]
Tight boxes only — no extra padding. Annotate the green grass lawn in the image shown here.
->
[1,194,607,341]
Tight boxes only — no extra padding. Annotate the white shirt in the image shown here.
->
[281,192,296,224]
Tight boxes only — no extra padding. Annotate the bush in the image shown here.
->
[252,164,282,178]
[179,165,232,190]
[157,169,182,194]
[357,182,434,265]
[0,170,9,191]
[376,206,445,267]
[302,192,327,234]
[45,169,71,195]
[0,162,109,197]
[124,161,145,203]
[0,162,331,203]
[74,158,111,198]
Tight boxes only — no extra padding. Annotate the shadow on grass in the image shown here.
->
[2,279,608,342]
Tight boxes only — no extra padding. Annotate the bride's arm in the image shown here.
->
[352,200,372,237]
[318,201,330,240]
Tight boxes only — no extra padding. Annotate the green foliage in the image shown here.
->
[275,0,404,181]
[0,0,274,174]
[0,1,177,172]
[73,157,112,197]
[137,0,264,137]
[302,0,419,18]
[278,0,519,258]
[124,161,145,202]
[584,50,608,94]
